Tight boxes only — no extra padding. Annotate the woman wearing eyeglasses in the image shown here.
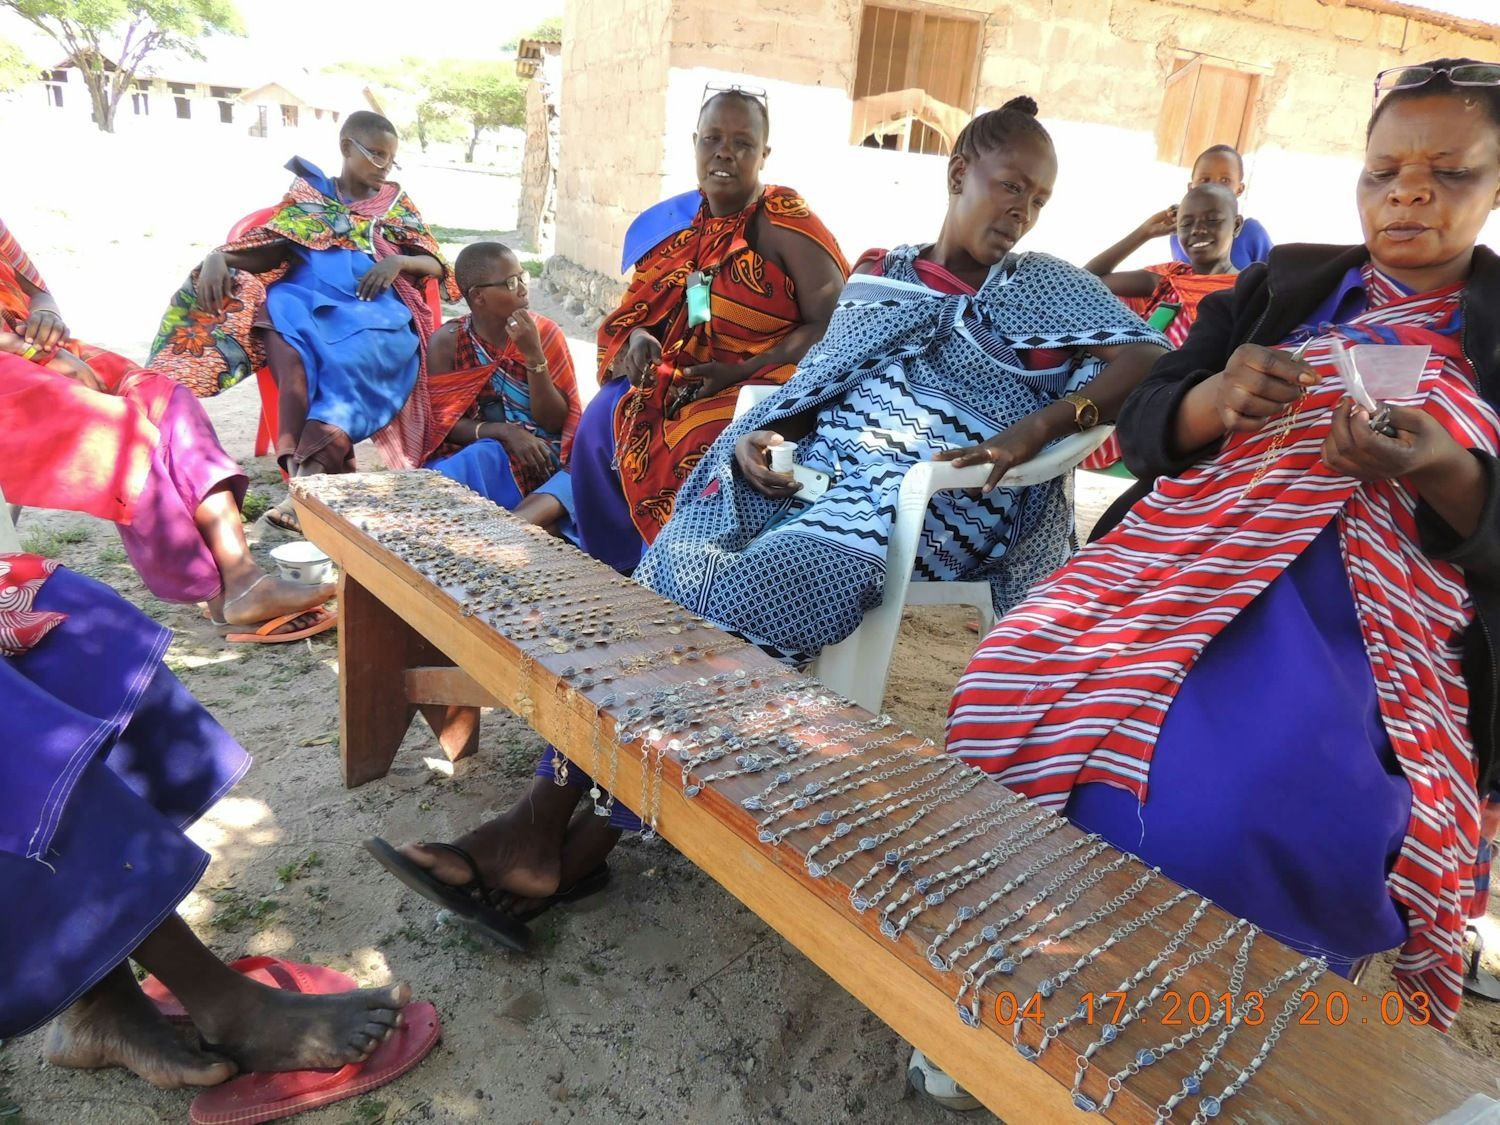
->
[422,242,581,518]
[949,57,1500,1031]
[149,111,458,533]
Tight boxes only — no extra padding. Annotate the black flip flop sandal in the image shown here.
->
[363,837,532,952]
[1464,924,1500,1001]
[512,863,612,924]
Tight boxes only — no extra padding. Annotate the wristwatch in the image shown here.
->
[1062,392,1101,431]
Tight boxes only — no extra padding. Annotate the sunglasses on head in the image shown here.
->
[349,136,401,171]
[701,82,770,112]
[1372,62,1500,108]
[468,272,528,299]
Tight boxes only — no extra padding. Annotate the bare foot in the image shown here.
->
[399,786,578,902]
[219,570,334,627]
[43,966,236,1090]
[193,980,411,1072]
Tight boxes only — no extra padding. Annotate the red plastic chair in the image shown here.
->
[223,209,446,462]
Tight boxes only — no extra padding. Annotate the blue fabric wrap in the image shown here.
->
[620,191,702,273]
[0,569,249,1037]
[264,157,420,444]
[635,246,1167,659]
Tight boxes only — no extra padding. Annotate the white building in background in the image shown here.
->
[34,42,383,141]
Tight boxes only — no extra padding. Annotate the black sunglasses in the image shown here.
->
[1372,62,1500,108]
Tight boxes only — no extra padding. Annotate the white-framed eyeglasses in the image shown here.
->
[350,136,401,171]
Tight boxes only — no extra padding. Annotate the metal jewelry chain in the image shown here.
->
[805,769,986,878]
[1016,893,1203,1062]
[1180,959,1328,1124]
[1094,924,1262,1115]
[955,854,1137,1020]
[754,750,933,835]
[854,793,1040,912]
[763,756,957,847]
[849,790,1034,911]
[1068,918,1248,1113]
[883,816,1068,941]
[933,837,1114,973]
[739,730,912,811]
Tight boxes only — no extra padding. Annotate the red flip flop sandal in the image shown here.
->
[141,956,359,1024]
[188,1001,442,1125]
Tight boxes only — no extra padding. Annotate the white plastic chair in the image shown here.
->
[0,483,19,554]
[732,385,1114,712]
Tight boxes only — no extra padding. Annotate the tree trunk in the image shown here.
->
[416,114,428,153]
[466,123,479,164]
[82,68,115,133]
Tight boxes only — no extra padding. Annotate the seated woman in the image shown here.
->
[0,225,332,642]
[948,60,1500,1030]
[423,242,580,524]
[148,111,457,533]
[636,97,1168,662]
[524,87,849,572]
[4,558,415,1092]
[363,98,1166,949]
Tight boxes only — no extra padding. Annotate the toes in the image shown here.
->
[349,1031,379,1055]
[363,1019,396,1042]
[382,982,412,1008]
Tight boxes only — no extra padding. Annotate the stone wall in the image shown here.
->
[517,63,560,254]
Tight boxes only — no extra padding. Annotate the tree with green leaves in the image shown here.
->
[2,0,243,133]
[0,37,37,92]
[427,61,525,164]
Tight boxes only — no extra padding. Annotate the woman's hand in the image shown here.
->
[356,256,405,301]
[616,329,663,387]
[1138,205,1178,240]
[1321,400,1461,482]
[666,361,743,417]
[18,306,67,350]
[489,422,556,481]
[197,251,235,315]
[936,415,1053,494]
[735,430,802,499]
[0,328,103,390]
[1207,344,1320,434]
[505,308,545,364]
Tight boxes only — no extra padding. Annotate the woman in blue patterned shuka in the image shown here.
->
[636,97,1169,660]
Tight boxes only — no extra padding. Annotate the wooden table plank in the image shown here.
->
[295,473,1498,1124]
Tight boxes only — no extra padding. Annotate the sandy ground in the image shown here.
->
[3,137,1498,1124]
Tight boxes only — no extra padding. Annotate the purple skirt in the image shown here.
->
[568,377,646,574]
[1066,527,1411,975]
[0,568,249,1037]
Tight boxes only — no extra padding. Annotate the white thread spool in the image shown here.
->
[767,443,795,473]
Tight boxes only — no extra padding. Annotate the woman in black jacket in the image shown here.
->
[947,59,1500,1029]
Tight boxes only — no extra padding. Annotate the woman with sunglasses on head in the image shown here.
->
[149,111,458,533]
[524,87,849,572]
[949,58,1500,1032]
[421,242,582,523]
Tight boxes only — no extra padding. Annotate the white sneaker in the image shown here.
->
[907,1047,982,1112]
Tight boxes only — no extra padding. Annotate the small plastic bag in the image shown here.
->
[685,270,713,327]
[1333,339,1431,411]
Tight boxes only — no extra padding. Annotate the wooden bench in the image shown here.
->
[295,472,1498,1124]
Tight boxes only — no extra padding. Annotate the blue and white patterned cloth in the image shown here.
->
[635,245,1166,661]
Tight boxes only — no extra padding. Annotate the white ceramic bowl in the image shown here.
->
[269,540,335,586]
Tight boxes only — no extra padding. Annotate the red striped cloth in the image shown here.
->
[949,270,1493,1029]
[0,555,63,656]
[0,217,45,290]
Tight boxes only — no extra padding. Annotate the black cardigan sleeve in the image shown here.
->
[1116,265,1268,481]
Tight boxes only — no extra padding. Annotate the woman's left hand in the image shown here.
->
[19,307,67,350]
[666,361,743,417]
[1321,399,1460,482]
[356,256,405,300]
[936,419,1049,494]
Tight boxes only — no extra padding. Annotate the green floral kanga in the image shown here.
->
[147,170,456,399]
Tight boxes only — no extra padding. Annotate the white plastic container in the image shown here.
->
[767,443,795,473]
[269,540,335,586]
